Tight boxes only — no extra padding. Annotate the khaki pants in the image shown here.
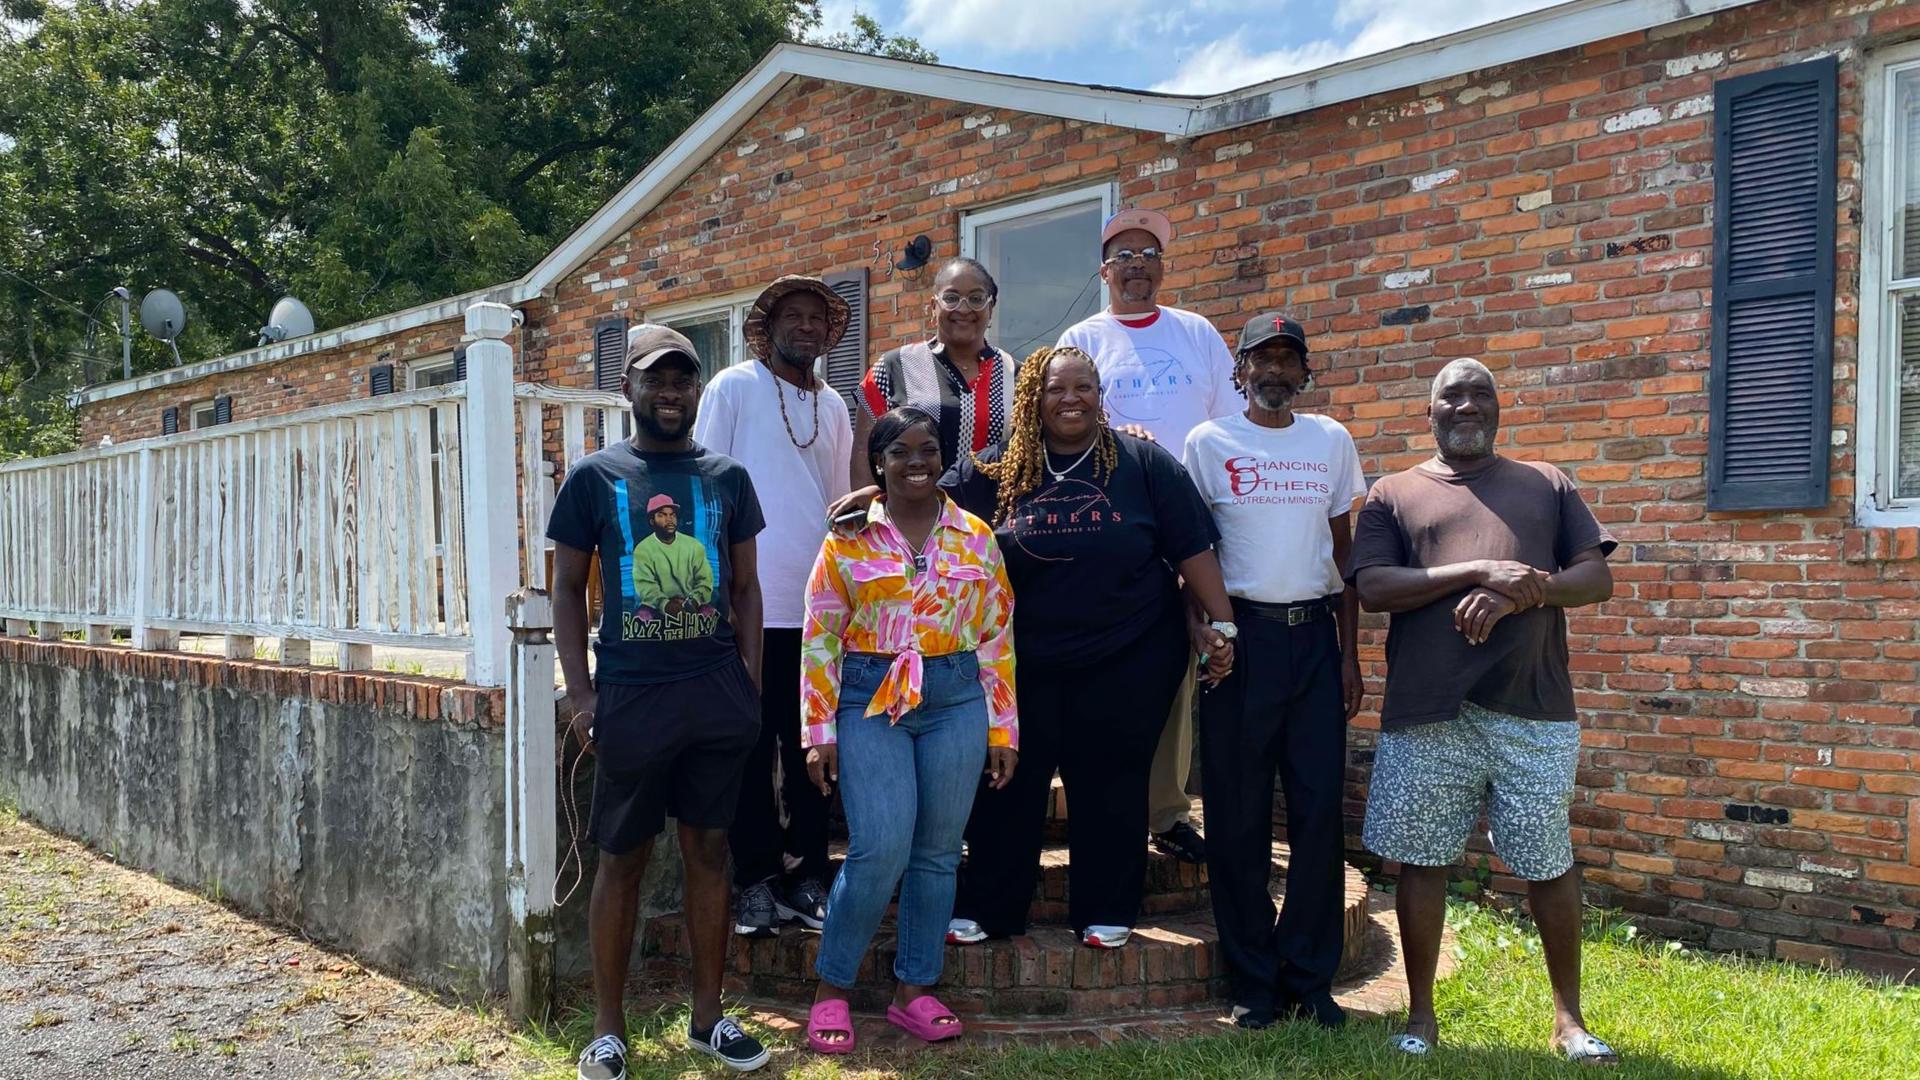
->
[1148,665,1198,834]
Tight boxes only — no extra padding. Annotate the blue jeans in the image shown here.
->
[814,651,989,989]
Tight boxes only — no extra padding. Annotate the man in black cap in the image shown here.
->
[549,325,771,1076]
[1181,313,1366,1030]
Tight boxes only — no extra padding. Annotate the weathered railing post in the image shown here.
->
[463,302,519,687]
[504,587,557,1023]
[129,446,174,651]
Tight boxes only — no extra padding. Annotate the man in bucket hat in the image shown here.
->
[694,275,854,940]
[549,323,772,1076]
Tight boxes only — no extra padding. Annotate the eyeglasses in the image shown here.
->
[1103,247,1163,266]
[934,290,994,311]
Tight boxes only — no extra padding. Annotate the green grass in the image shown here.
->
[516,902,1918,1080]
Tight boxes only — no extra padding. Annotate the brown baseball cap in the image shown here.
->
[626,323,701,372]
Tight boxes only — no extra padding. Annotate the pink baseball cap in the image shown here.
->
[645,493,681,515]
[1100,208,1172,251]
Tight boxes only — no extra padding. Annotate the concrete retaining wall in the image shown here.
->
[0,640,511,992]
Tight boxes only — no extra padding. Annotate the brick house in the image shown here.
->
[63,0,1920,978]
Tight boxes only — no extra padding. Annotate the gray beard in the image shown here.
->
[771,346,815,375]
[1250,385,1295,412]
[1437,425,1494,458]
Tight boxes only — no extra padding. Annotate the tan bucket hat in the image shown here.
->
[742,275,852,361]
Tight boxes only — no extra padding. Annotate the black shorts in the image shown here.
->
[590,660,761,855]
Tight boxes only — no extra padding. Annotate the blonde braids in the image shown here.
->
[975,345,1120,525]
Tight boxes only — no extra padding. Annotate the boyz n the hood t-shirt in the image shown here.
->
[547,442,765,685]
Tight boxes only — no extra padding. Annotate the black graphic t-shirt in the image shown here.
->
[943,432,1217,666]
[547,441,765,685]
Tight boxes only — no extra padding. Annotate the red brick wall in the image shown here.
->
[77,317,484,445]
[76,0,1920,974]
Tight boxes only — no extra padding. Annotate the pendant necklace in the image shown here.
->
[1045,442,1096,482]
[902,527,932,576]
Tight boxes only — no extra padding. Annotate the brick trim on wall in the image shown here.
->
[0,638,502,728]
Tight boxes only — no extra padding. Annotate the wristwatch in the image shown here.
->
[1209,620,1238,641]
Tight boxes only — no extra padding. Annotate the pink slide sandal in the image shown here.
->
[806,998,856,1055]
[886,994,964,1043]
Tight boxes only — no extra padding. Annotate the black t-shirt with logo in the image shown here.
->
[546,441,765,685]
[942,432,1217,667]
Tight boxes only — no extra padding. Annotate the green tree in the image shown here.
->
[0,0,931,459]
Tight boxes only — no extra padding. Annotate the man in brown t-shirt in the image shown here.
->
[1349,358,1619,1064]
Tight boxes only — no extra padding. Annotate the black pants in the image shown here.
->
[1198,599,1348,1009]
[729,628,830,887]
[955,616,1187,935]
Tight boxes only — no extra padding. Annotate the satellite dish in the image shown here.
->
[258,296,316,345]
[139,289,187,341]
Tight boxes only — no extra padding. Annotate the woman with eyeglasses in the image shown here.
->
[851,257,1017,490]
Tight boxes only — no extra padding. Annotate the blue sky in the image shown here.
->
[821,0,1566,94]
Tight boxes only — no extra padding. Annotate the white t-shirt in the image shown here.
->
[692,360,851,628]
[1183,411,1367,604]
[1057,306,1242,450]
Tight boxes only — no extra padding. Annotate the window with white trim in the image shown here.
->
[189,400,219,430]
[408,353,460,388]
[962,183,1116,361]
[647,292,756,377]
[1862,46,1920,521]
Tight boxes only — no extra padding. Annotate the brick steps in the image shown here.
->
[639,842,1373,1018]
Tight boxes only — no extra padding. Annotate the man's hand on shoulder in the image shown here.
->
[1454,587,1518,645]
[1474,559,1546,610]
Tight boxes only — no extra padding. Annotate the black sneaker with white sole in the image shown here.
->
[688,1016,769,1072]
[1151,820,1207,863]
[577,1033,627,1080]
[776,876,828,930]
[733,879,779,937]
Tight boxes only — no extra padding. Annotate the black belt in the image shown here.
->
[1234,595,1336,625]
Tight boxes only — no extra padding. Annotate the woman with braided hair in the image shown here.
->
[940,345,1238,948]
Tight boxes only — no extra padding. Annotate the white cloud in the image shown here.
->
[900,0,1130,56]
[1152,0,1563,94]
[815,0,863,38]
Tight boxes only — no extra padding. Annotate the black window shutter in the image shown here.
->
[212,395,232,425]
[593,318,628,391]
[1708,55,1838,511]
[161,407,179,435]
[823,268,869,430]
[369,363,395,396]
[452,345,467,381]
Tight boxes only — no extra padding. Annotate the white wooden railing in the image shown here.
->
[0,303,562,685]
[512,384,632,591]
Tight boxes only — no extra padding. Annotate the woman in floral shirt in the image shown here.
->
[798,406,1017,1053]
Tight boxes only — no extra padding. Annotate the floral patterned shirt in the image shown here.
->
[800,496,1017,749]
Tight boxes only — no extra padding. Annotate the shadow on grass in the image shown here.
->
[518,996,1754,1080]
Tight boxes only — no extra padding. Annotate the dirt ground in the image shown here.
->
[0,809,553,1080]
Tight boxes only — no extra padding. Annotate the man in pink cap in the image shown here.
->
[1057,207,1241,868]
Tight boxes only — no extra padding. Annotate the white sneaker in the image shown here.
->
[1081,925,1131,949]
[946,918,987,945]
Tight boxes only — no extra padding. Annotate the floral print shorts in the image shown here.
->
[1363,700,1581,881]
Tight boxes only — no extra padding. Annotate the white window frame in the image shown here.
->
[1858,41,1920,525]
[959,182,1118,358]
[407,352,459,388]
[959,182,1119,258]
[644,288,761,373]
[189,399,219,430]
